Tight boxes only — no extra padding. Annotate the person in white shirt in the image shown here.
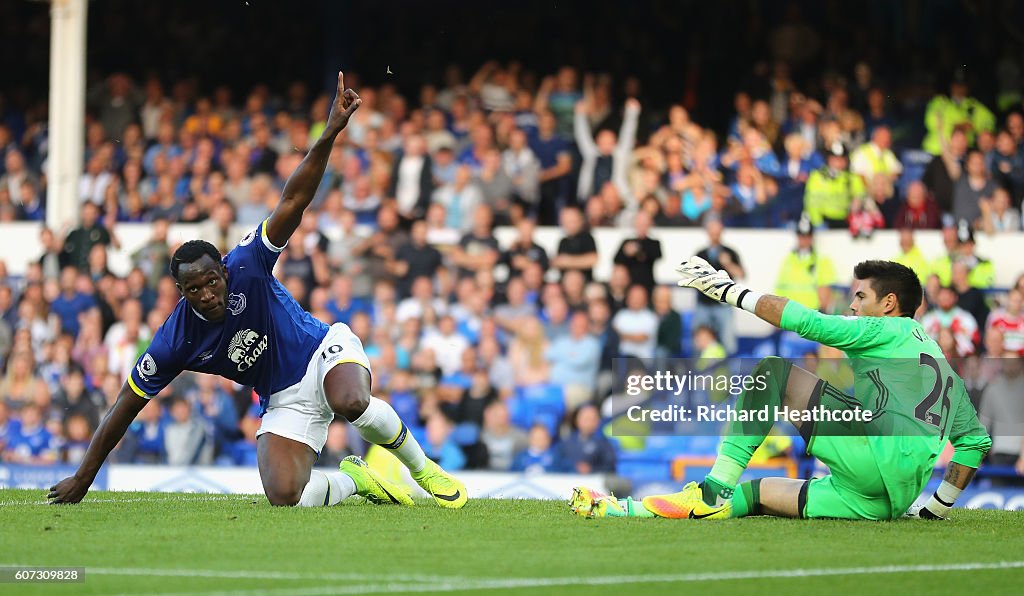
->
[79,155,113,206]
[574,98,640,203]
[980,186,1022,233]
[396,276,449,323]
[502,128,541,206]
[390,135,433,221]
[612,285,659,359]
[421,314,470,377]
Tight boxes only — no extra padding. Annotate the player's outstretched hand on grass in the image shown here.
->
[324,71,362,135]
[48,475,91,505]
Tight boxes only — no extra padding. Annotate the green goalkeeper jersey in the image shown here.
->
[780,301,991,510]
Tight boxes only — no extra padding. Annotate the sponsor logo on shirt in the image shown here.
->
[227,292,247,316]
[227,329,269,372]
[198,350,214,361]
[137,353,157,380]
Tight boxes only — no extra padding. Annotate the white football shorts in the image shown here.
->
[255,322,371,453]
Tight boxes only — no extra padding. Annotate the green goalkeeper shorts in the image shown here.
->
[800,380,894,521]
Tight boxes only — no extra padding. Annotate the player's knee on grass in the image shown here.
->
[257,434,317,507]
[262,464,310,506]
[266,483,304,507]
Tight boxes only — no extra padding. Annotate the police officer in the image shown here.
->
[923,75,997,156]
[804,143,866,229]
[932,220,995,289]
[774,215,838,312]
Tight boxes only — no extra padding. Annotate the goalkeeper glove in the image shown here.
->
[906,480,961,520]
[676,256,762,314]
[905,503,947,520]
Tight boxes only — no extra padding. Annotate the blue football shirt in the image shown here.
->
[129,219,329,412]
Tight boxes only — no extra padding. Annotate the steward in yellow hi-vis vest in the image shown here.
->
[804,144,866,229]
[932,222,995,289]
[774,216,837,311]
[922,78,996,156]
[892,229,931,284]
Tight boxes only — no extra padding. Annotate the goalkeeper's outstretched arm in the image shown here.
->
[676,257,879,351]
[752,295,788,327]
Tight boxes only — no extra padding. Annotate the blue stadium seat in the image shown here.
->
[897,149,933,196]
[507,383,566,435]
[778,331,818,359]
[450,422,480,447]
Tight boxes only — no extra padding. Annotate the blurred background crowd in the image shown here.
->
[1,0,1023,483]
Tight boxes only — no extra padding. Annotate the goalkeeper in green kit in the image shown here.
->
[570,257,991,521]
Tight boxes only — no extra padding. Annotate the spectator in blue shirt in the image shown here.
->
[457,123,494,174]
[6,405,58,464]
[186,374,239,459]
[49,267,96,338]
[528,112,573,225]
[0,401,20,454]
[512,423,556,474]
[325,276,370,325]
[142,121,182,176]
[126,399,165,464]
[63,414,93,466]
[422,413,466,472]
[555,404,616,474]
[547,311,601,409]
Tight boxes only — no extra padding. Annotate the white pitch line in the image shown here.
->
[0,496,256,506]
[69,560,1024,596]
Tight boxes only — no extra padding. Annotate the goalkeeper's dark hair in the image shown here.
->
[853,260,922,317]
[169,240,222,281]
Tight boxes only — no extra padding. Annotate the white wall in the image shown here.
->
[5,222,1023,337]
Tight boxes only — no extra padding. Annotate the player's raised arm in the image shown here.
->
[47,383,149,504]
[264,71,361,248]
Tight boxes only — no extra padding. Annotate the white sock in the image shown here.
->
[297,469,357,507]
[351,396,427,474]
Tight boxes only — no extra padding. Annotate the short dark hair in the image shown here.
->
[853,260,922,317]
[169,240,221,280]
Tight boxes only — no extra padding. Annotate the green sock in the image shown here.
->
[702,473,738,506]
[706,356,791,502]
[729,479,763,518]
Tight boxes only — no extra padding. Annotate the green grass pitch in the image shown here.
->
[2,489,1023,595]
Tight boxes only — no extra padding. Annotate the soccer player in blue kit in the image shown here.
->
[48,73,467,509]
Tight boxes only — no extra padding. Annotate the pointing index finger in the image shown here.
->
[338,71,345,93]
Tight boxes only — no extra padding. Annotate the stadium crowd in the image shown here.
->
[1,59,1023,479]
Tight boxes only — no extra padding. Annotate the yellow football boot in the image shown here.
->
[411,459,468,509]
[641,481,731,519]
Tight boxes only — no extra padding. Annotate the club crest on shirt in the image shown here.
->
[137,352,157,380]
[227,292,247,316]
